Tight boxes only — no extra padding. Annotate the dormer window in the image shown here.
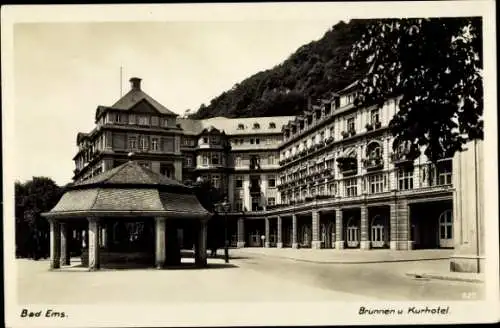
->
[237,124,245,130]
[253,123,260,129]
[269,122,276,129]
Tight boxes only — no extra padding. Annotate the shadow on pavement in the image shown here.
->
[56,262,239,271]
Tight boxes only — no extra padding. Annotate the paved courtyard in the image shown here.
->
[17,249,485,304]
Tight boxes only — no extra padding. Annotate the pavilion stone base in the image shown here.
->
[311,241,321,249]
[81,250,154,268]
[450,245,485,273]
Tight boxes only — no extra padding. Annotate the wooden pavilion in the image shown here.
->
[42,160,212,271]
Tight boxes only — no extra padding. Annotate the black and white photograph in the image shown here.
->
[2,1,499,327]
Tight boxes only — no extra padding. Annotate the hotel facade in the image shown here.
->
[73,77,475,257]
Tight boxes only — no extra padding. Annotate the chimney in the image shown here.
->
[130,77,142,90]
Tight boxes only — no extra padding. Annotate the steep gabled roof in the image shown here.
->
[111,87,178,116]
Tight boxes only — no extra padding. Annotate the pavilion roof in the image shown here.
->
[43,161,211,220]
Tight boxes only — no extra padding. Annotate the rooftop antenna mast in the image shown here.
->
[120,66,123,97]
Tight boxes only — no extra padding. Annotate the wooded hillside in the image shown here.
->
[189,19,372,119]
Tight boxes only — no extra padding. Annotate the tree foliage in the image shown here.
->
[15,177,64,258]
[346,17,483,162]
[191,178,225,213]
[190,20,372,119]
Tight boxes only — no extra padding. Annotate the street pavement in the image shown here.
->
[16,249,484,304]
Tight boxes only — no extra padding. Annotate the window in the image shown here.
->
[151,116,159,126]
[234,199,243,211]
[139,136,148,151]
[320,131,325,142]
[211,153,220,165]
[202,137,208,144]
[437,160,452,185]
[211,136,220,144]
[252,197,260,211]
[151,137,159,151]
[269,122,276,129]
[330,126,335,138]
[250,139,255,144]
[253,123,260,129]
[398,168,414,190]
[267,197,276,206]
[202,155,209,166]
[184,157,193,167]
[237,124,244,130]
[211,175,220,189]
[439,210,453,239]
[268,155,275,165]
[128,136,137,150]
[371,109,380,124]
[115,113,122,123]
[345,178,358,197]
[256,138,260,144]
[235,176,243,188]
[347,117,355,132]
[138,115,149,126]
[368,174,384,194]
[129,114,136,125]
[268,176,276,187]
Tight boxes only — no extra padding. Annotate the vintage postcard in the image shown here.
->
[2,1,499,327]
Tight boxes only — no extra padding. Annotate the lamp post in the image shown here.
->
[221,199,230,263]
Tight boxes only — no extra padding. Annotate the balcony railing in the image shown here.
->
[390,150,413,164]
[362,157,384,171]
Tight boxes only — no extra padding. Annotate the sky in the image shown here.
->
[12,19,339,186]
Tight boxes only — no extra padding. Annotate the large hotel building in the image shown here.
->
[73,77,481,260]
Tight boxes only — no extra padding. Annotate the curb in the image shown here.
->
[237,251,451,265]
[405,272,484,283]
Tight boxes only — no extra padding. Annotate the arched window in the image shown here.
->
[366,141,382,159]
[253,123,260,129]
[269,122,276,129]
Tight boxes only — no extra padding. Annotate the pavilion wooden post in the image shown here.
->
[87,217,101,271]
[155,217,166,269]
[195,220,208,267]
[60,222,71,266]
[49,218,61,270]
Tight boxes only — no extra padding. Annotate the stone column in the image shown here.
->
[335,209,344,249]
[311,210,321,249]
[390,200,410,250]
[59,223,70,266]
[49,219,61,270]
[360,205,370,249]
[155,217,166,269]
[236,218,245,248]
[196,221,208,267]
[264,218,270,248]
[276,216,283,248]
[101,226,107,248]
[292,214,298,248]
[88,217,101,271]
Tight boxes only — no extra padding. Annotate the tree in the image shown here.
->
[346,18,483,162]
[192,177,225,213]
[15,177,64,258]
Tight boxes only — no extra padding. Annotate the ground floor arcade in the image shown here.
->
[47,216,209,271]
[220,198,454,251]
